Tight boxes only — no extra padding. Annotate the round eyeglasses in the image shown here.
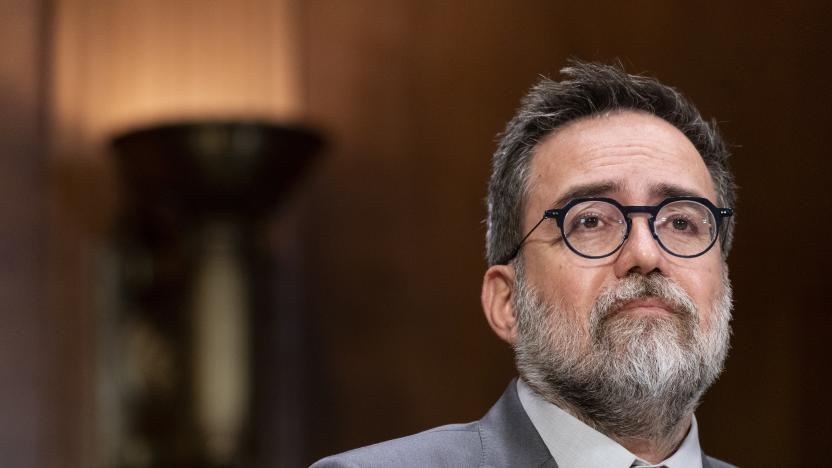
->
[502,196,733,263]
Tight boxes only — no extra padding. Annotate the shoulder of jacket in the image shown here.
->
[310,422,482,468]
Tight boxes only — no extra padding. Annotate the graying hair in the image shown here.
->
[486,61,736,265]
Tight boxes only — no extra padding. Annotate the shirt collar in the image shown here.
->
[516,379,703,468]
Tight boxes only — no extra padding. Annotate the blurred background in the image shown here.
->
[2,0,831,467]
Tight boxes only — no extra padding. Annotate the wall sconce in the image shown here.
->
[111,122,321,467]
[49,1,321,466]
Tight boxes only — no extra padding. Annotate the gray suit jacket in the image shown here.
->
[311,380,735,468]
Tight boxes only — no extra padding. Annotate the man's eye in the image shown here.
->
[663,215,704,236]
[580,216,601,228]
[672,218,690,231]
[573,213,611,230]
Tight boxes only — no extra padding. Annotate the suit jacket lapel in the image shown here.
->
[478,379,558,468]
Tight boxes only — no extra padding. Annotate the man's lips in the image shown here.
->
[616,297,674,315]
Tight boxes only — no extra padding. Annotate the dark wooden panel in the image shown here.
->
[303,1,832,466]
[0,1,51,467]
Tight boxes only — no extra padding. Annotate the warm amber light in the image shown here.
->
[51,0,304,155]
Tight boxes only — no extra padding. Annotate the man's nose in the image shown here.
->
[613,215,663,277]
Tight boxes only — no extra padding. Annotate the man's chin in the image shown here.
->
[595,311,695,351]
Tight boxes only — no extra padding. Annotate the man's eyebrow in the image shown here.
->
[550,181,622,208]
[549,181,708,209]
[650,182,706,199]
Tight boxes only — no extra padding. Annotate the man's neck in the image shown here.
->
[614,414,692,464]
[551,393,693,464]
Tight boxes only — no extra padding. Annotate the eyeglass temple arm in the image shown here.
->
[502,212,557,264]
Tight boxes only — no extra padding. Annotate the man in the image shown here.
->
[313,61,736,467]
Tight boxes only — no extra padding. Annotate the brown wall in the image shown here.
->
[0,1,49,467]
[301,1,832,466]
[0,1,87,467]
[1,2,95,467]
[3,1,831,467]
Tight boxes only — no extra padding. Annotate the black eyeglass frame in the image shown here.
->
[502,196,733,264]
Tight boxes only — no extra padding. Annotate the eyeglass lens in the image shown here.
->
[560,200,717,257]
[562,201,627,257]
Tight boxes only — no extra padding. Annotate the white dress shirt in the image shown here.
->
[517,379,703,468]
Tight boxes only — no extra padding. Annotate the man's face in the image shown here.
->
[509,110,732,438]
[520,110,726,342]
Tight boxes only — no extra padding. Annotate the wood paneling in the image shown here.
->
[6,1,830,466]
[0,1,71,467]
[302,1,832,466]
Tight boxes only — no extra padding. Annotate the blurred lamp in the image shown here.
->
[50,1,321,466]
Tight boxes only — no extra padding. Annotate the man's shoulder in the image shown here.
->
[310,421,482,468]
[310,380,554,468]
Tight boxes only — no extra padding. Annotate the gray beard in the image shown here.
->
[512,262,732,441]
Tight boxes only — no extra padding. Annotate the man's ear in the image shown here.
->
[481,264,518,345]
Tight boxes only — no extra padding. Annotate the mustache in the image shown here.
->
[589,273,698,331]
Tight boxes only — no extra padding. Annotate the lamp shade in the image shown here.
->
[111,122,322,220]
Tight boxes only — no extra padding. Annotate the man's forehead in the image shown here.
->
[527,111,717,207]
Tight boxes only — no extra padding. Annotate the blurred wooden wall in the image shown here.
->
[300,1,832,467]
[0,2,92,468]
[0,1,47,466]
[3,1,831,467]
